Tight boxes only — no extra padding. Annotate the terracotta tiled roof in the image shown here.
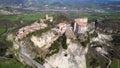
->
[16,22,47,40]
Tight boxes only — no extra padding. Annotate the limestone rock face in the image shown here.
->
[43,38,87,68]
[8,19,120,68]
[31,31,59,49]
[31,30,59,58]
[91,33,112,44]
[13,30,59,67]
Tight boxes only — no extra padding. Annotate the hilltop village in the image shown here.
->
[14,14,91,68]
[15,14,90,41]
[15,15,53,40]
[4,13,120,68]
[0,0,120,68]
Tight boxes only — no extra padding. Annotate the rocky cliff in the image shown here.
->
[5,15,120,68]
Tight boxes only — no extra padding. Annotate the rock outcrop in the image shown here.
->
[6,16,120,68]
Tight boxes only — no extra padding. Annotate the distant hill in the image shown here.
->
[0,0,120,9]
[0,0,23,6]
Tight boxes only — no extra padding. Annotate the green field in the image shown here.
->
[69,12,120,21]
[0,13,45,22]
[111,59,120,68]
[0,57,25,68]
[0,28,5,35]
[0,12,119,22]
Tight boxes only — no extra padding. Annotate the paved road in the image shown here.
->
[15,41,44,68]
[19,53,44,68]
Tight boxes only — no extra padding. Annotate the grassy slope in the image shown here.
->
[70,12,120,22]
[0,57,25,68]
[21,13,45,21]
[0,12,119,23]
[0,28,5,35]
[0,13,45,22]
[111,59,120,68]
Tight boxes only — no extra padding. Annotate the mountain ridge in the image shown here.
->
[0,0,119,7]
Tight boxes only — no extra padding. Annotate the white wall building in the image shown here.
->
[73,17,88,34]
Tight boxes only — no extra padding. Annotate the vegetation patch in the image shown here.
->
[47,34,67,57]
[0,13,45,22]
[111,34,120,44]
[61,34,67,49]
[0,28,5,35]
[0,39,13,56]
[0,57,25,68]
[64,54,68,57]
[0,15,18,21]
[69,12,120,22]
[33,57,44,65]
[81,32,91,47]
[87,58,99,68]
[47,39,60,57]
[53,13,70,24]
[20,13,45,21]
[21,27,51,40]
[111,59,120,68]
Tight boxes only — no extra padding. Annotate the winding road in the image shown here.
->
[15,41,44,68]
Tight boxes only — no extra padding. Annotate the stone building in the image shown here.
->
[73,17,88,34]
